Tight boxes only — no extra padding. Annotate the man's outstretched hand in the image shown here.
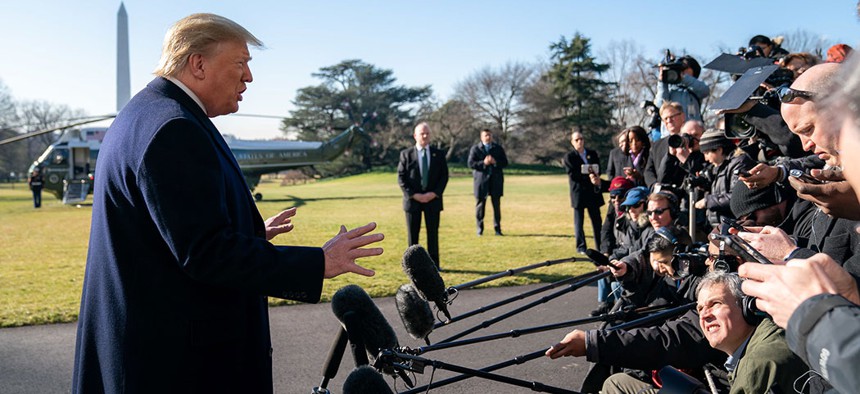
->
[322,222,384,278]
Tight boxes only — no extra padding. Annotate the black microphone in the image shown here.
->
[395,284,434,344]
[342,365,394,394]
[331,284,399,363]
[401,244,452,321]
[315,327,348,392]
[585,248,619,270]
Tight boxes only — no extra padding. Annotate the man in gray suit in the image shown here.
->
[468,129,509,236]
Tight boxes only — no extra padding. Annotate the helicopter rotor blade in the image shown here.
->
[0,115,116,146]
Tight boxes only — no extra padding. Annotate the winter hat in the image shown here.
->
[730,180,781,218]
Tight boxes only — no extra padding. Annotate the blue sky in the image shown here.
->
[1,0,858,139]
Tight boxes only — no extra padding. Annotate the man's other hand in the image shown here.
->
[789,171,860,220]
[265,207,297,241]
[739,163,779,189]
[735,226,797,262]
[740,253,860,327]
[322,223,384,278]
[546,329,587,359]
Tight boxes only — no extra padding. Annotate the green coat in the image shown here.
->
[728,318,811,394]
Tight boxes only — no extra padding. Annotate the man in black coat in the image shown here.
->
[73,14,384,394]
[563,131,604,254]
[398,122,449,268]
[467,129,508,236]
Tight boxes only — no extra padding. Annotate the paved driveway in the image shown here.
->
[1,282,601,393]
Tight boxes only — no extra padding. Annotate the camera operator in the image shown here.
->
[659,121,706,190]
[746,35,789,61]
[693,129,755,229]
[738,52,860,394]
[654,52,710,129]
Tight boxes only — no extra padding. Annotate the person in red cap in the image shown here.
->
[592,176,635,315]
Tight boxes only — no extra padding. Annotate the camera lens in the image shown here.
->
[668,134,683,148]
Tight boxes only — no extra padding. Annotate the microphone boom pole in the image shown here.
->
[434,269,604,329]
[450,256,582,292]
[379,350,580,394]
[437,270,612,344]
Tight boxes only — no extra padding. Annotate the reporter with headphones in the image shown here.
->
[696,271,810,394]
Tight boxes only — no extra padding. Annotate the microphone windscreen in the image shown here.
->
[586,248,611,267]
[342,365,394,394]
[395,284,434,340]
[331,284,399,361]
[401,244,447,303]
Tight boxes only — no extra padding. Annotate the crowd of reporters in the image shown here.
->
[544,35,860,394]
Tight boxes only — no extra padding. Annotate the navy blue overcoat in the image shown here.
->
[73,77,325,393]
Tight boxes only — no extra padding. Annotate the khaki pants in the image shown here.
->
[601,372,659,394]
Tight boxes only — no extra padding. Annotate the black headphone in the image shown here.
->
[741,295,766,326]
[654,190,681,220]
[654,226,679,248]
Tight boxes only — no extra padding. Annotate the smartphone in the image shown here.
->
[789,169,824,184]
[733,169,752,178]
[580,164,599,175]
[708,233,773,265]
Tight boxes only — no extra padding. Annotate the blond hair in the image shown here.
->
[154,13,263,78]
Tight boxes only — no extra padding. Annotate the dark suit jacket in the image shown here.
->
[73,77,325,393]
[467,142,508,199]
[563,148,605,209]
[606,147,627,179]
[644,136,670,187]
[398,145,449,212]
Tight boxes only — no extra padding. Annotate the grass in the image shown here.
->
[0,172,605,327]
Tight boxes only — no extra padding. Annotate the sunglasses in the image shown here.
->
[775,86,814,103]
[646,207,670,216]
[624,201,645,210]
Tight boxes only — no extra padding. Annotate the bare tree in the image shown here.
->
[777,29,836,59]
[453,61,535,146]
[425,98,481,161]
[16,100,86,164]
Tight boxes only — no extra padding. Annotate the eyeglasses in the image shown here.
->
[662,112,683,122]
[646,207,670,216]
[775,86,814,103]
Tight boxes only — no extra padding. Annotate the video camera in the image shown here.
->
[671,243,709,279]
[658,50,688,85]
[641,100,662,130]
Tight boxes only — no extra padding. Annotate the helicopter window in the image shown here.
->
[52,149,68,165]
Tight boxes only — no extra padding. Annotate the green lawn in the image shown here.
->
[0,171,605,327]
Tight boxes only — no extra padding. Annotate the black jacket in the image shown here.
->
[701,150,755,227]
[398,146,449,212]
[563,148,605,209]
[606,147,627,179]
[467,142,508,199]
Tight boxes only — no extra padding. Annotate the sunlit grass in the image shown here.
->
[0,172,605,327]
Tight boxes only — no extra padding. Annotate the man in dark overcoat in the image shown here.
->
[467,129,508,236]
[72,13,382,393]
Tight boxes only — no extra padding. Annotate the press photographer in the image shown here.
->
[655,50,710,129]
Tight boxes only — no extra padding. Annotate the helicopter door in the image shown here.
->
[63,146,91,204]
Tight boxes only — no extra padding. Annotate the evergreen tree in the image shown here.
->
[283,59,431,175]
[545,33,616,162]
